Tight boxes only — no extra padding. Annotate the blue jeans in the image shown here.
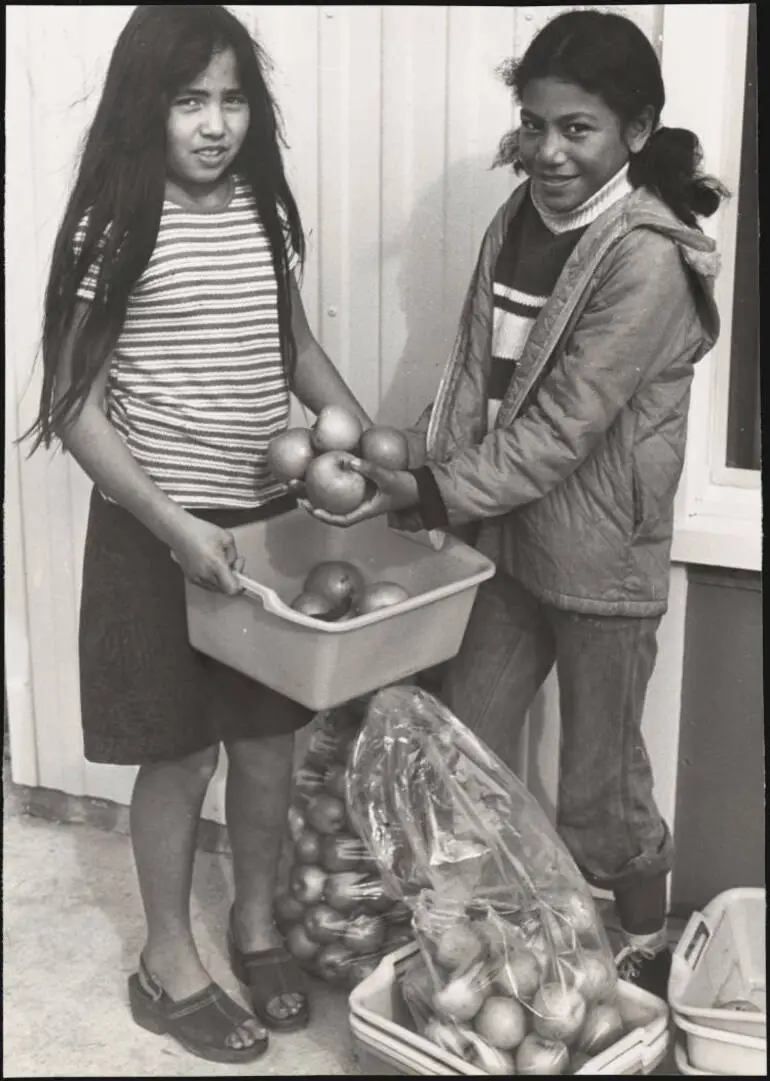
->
[442,572,673,891]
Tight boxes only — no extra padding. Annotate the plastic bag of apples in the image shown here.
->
[274,694,413,990]
[346,685,628,1075]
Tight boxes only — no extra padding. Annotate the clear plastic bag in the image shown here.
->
[274,695,412,990]
[347,685,627,1074]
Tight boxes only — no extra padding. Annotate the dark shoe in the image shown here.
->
[615,943,672,1000]
[228,909,310,1032]
[128,957,269,1064]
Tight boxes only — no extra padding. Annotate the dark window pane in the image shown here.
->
[726,4,759,470]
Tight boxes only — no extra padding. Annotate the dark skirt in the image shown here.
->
[79,489,313,765]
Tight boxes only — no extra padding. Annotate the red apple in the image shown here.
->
[286,921,321,963]
[267,427,314,481]
[306,793,346,835]
[305,451,367,514]
[290,590,350,622]
[303,560,365,607]
[311,405,363,454]
[357,581,411,615]
[515,1031,570,1075]
[303,902,349,945]
[316,941,356,984]
[290,863,328,905]
[294,828,323,865]
[360,425,410,470]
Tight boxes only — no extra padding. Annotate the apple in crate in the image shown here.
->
[311,405,363,454]
[515,1031,570,1075]
[305,451,367,514]
[290,590,349,622]
[267,427,314,481]
[357,581,411,614]
[474,995,528,1051]
[303,561,364,608]
[532,982,587,1044]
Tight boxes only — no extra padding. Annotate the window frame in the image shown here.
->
[661,3,761,572]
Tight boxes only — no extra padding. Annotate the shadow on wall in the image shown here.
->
[377,154,522,429]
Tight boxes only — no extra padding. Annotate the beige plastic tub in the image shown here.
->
[184,510,495,711]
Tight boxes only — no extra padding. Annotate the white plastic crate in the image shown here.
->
[184,510,494,711]
[668,888,766,1040]
[673,1013,766,1075]
[349,942,670,1076]
[673,1039,710,1075]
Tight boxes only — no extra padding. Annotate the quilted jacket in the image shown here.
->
[408,181,721,616]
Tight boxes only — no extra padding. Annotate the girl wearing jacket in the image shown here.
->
[305,10,727,998]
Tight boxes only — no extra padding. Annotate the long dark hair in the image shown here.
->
[493,9,729,226]
[24,4,305,452]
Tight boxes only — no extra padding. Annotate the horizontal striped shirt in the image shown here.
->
[489,165,633,426]
[74,175,298,508]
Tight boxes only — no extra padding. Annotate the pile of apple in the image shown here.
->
[289,558,411,624]
[399,898,626,1075]
[267,405,410,515]
[273,701,412,988]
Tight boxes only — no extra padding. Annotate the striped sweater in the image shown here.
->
[74,174,298,509]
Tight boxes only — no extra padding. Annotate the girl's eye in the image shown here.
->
[565,123,591,136]
[520,118,541,133]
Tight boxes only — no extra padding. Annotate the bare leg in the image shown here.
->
[130,744,263,1047]
[225,733,304,1021]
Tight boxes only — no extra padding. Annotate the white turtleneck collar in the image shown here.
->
[530,163,633,235]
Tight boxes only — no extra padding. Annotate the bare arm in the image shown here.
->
[55,302,242,593]
[288,275,373,428]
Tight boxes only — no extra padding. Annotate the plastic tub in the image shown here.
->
[673,1012,766,1075]
[184,510,495,711]
[348,943,670,1076]
[668,888,766,1040]
[673,1039,710,1075]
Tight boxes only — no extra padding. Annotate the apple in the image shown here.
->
[343,914,386,955]
[424,1018,471,1059]
[561,951,616,1003]
[267,427,314,481]
[287,805,305,841]
[433,967,487,1023]
[320,833,372,873]
[311,405,363,454]
[303,560,365,608]
[495,948,542,1001]
[436,923,486,971]
[294,828,323,865]
[324,762,348,801]
[578,1002,625,1056]
[303,902,349,944]
[316,941,356,984]
[305,451,367,514]
[306,793,347,835]
[465,1031,518,1074]
[360,425,410,470]
[274,891,305,930]
[474,995,528,1050]
[324,871,371,913]
[532,982,587,1045]
[290,863,327,905]
[286,921,321,963]
[357,581,411,615]
[515,1031,570,1075]
[290,590,350,622]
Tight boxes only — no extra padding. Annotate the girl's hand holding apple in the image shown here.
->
[300,457,420,528]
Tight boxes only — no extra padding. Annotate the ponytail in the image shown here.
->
[629,126,730,227]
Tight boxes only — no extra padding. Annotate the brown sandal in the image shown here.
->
[228,911,310,1032]
[128,957,269,1063]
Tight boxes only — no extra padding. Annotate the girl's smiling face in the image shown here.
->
[518,77,650,212]
[166,47,249,199]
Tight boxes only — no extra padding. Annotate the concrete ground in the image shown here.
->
[3,764,685,1077]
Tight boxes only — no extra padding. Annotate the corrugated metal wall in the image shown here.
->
[5,5,662,815]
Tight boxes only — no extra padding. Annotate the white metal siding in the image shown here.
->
[5,5,663,819]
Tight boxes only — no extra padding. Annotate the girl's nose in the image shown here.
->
[200,103,226,136]
[536,133,568,167]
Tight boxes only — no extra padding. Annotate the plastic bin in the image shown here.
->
[348,943,670,1076]
[668,888,766,1040]
[673,1039,710,1075]
[672,1012,766,1075]
[184,510,495,711]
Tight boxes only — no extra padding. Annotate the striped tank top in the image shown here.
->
[74,175,298,508]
